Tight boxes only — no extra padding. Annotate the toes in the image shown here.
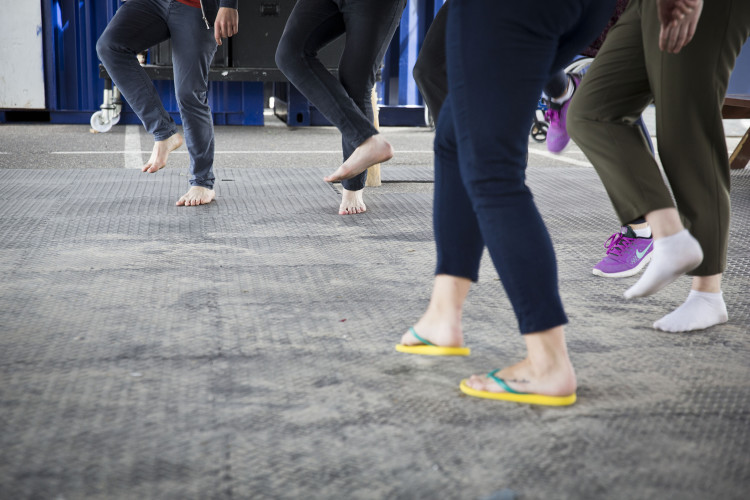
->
[467,374,490,391]
[325,167,348,183]
[400,329,417,345]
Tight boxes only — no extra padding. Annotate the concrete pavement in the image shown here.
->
[1,114,749,499]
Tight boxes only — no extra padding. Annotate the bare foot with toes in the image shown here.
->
[339,188,367,215]
[324,135,393,183]
[142,133,183,173]
[176,186,215,207]
[464,356,577,398]
[400,316,464,348]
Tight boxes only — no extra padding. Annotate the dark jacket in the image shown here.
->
[581,0,629,57]
[199,0,238,28]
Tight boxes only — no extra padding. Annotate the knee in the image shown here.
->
[412,57,430,89]
[566,94,588,144]
[275,35,301,76]
[95,33,114,64]
[434,113,456,158]
[176,87,208,110]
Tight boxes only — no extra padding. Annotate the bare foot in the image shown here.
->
[465,358,577,397]
[464,327,577,397]
[400,313,464,348]
[400,275,471,347]
[339,188,367,215]
[142,133,184,173]
[324,135,393,183]
[176,186,215,207]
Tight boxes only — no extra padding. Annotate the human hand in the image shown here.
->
[657,0,703,53]
[214,7,238,45]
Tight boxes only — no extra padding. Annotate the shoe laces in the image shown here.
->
[604,232,635,258]
[544,107,561,125]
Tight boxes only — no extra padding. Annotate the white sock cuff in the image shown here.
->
[654,229,698,252]
[662,229,691,242]
[688,289,723,300]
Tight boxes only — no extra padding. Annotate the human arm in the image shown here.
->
[657,0,703,54]
[214,6,239,45]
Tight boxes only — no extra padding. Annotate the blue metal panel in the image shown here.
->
[37,0,264,125]
[42,0,116,112]
[397,0,424,106]
[434,0,446,17]
[728,39,750,95]
[286,85,312,126]
[212,82,265,126]
[378,0,442,111]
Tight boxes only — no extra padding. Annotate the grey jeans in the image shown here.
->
[97,0,217,189]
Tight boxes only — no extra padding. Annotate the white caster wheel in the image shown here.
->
[90,110,114,133]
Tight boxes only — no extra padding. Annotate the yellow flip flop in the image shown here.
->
[394,327,470,356]
[459,369,576,406]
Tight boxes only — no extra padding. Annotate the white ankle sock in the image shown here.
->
[653,290,728,332]
[624,229,703,299]
[631,226,652,238]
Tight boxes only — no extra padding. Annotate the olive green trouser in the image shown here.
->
[568,0,750,276]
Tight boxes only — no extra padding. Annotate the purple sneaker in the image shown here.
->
[545,75,580,153]
[592,226,654,278]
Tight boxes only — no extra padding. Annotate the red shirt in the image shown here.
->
[176,0,201,8]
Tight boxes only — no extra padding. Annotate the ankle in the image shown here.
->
[524,327,572,371]
[645,208,684,239]
[424,302,462,325]
[691,274,722,293]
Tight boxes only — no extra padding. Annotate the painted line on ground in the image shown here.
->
[49,148,592,167]
[124,125,143,169]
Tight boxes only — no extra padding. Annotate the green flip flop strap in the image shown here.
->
[408,327,436,347]
[487,369,527,395]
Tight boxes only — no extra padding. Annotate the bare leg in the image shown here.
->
[324,135,394,183]
[645,207,684,238]
[176,186,215,207]
[142,133,184,173]
[464,326,577,397]
[339,188,367,215]
[400,274,471,347]
[692,274,721,293]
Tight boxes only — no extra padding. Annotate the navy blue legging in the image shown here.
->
[434,0,614,334]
